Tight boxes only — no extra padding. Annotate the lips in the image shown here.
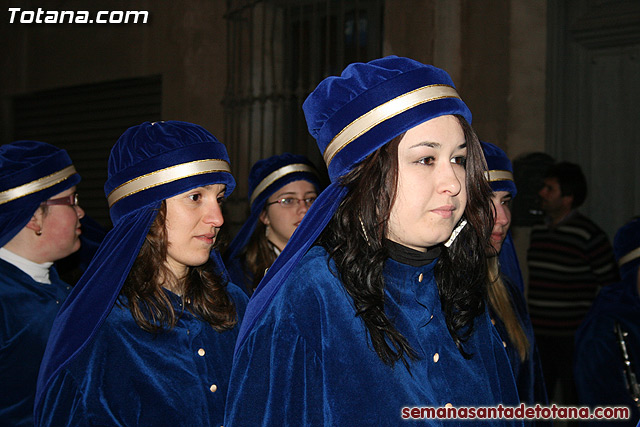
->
[431,205,455,218]
[491,233,504,242]
[195,233,216,244]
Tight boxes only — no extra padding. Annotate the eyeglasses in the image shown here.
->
[41,193,79,207]
[266,196,316,208]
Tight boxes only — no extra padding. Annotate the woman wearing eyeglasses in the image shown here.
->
[0,140,84,426]
[34,121,248,427]
[225,153,321,295]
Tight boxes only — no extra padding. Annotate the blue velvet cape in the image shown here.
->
[574,274,640,426]
[225,246,522,426]
[0,259,71,427]
[36,283,248,427]
[490,275,548,411]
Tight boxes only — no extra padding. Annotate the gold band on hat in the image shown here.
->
[0,165,77,205]
[484,169,514,182]
[249,163,317,205]
[323,84,462,167]
[619,247,640,268]
[107,159,231,207]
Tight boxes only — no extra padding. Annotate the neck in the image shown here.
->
[549,208,572,226]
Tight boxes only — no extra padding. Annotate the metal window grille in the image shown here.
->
[223,0,383,231]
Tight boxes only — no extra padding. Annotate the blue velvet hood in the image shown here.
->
[35,121,236,419]
[235,56,472,353]
[224,153,320,267]
[0,140,81,248]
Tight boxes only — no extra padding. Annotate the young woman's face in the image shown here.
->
[260,180,317,251]
[164,184,226,277]
[489,190,513,254]
[36,186,85,262]
[387,115,467,251]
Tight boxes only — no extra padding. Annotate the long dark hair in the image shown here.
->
[241,219,278,292]
[121,201,237,333]
[318,115,493,368]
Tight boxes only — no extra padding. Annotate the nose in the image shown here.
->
[297,199,310,215]
[493,202,510,227]
[74,204,85,219]
[204,199,224,227]
[437,162,463,196]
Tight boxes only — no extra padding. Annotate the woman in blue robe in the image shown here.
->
[482,142,548,414]
[0,141,83,427]
[225,153,321,295]
[225,56,522,426]
[574,216,640,426]
[34,121,248,427]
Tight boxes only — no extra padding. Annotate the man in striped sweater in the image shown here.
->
[527,162,619,406]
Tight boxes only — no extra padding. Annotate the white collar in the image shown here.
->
[0,247,53,284]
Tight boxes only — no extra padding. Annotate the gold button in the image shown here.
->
[433,353,440,363]
[210,384,217,392]
[445,403,453,408]
[502,341,507,348]
[198,348,205,356]
[430,314,434,320]
[418,273,424,282]
[491,318,496,325]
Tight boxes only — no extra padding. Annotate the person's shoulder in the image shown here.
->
[566,212,609,238]
[225,280,249,319]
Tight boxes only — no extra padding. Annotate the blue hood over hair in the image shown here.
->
[35,121,235,421]
[235,56,472,353]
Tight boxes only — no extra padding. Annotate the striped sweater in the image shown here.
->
[527,211,619,336]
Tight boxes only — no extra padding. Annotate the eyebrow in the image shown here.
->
[410,141,467,150]
[276,189,318,198]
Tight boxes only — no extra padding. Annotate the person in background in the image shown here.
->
[575,216,640,426]
[225,153,320,295]
[34,121,248,427]
[527,161,619,404]
[225,56,521,426]
[0,140,84,427]
[482,141,548,411]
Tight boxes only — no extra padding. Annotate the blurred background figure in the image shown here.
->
[0,140,83,427]
[482,142,548,413]
[527,161,619,405]
[34,121,248,427]
[224,153,320,295]
[575,216,640,426]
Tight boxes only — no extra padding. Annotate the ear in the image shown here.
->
[562,194,574,210]
[259,210,270,226]
[25,208,44,233]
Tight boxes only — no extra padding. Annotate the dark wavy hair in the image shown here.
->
[121,201,238,333]
[240,219,278,293]
[318,115,493,368]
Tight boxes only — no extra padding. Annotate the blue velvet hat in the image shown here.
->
[482,141,517,197]
[35,121,235,416]
[481,141,524,292]
[614,217,640,280]
[0,141,81,248]
[224,153,320,289]
[235,56,472,352]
